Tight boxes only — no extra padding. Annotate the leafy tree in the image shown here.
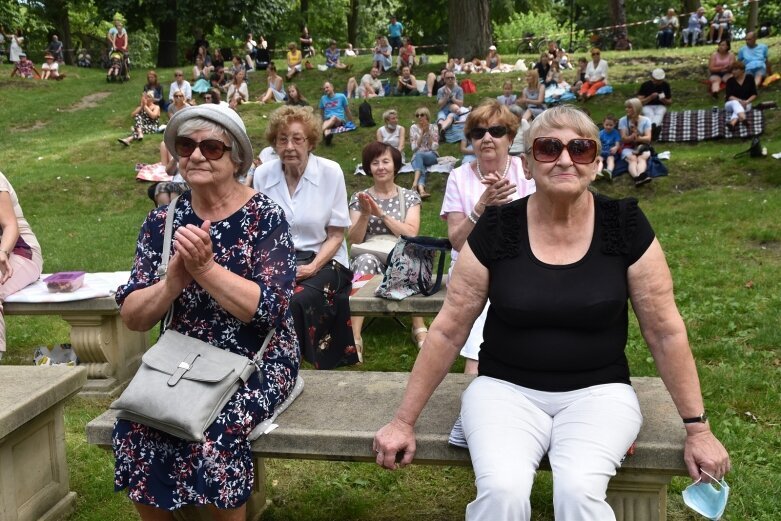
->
[94,0,291,66]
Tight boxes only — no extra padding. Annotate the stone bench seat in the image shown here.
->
[1,366,87,521]
[87,370,687,521]
[349,274,447,317]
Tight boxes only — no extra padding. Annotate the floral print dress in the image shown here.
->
[113,191,300,510]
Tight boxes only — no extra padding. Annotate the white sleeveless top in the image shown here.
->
[378,125,402,151]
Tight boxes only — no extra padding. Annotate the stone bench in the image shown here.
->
[349,274,447,317]
[6,284,151,399]
[87,370,687,521]
[1,366,87,521]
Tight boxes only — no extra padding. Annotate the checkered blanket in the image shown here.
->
[659,109,764,142]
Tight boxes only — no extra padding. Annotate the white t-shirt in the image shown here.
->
[253,155,351,268]
[439,155,536,264]
[168,80,193,101]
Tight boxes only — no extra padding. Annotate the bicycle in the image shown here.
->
[517,32,550,55]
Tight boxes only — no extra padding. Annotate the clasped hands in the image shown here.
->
[357,192,384,218]
[166,221,215,292]
[476,170,516,213]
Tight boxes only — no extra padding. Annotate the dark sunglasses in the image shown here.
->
[468,125,508,140]
[415,112,428,118]
[529,137,598,164]
[174,137,232,160]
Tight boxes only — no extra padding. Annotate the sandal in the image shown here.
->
[411,327,428,349]
[418,188,431,199]
[118,138,130,146]
[355,338,364,364]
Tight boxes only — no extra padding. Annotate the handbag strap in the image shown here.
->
[155,195,277,366]
[396,185,406,223]
[419,246,448,296]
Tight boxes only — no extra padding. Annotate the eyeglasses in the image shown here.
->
[173,94,184,98]
[174,137,232,160]
[468,125,508,140]
[415,112,428,118]
[444,76,456,80]
[276,135,308,146]
[528,137,598,164]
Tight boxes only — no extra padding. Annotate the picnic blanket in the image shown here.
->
[135,162,172,182]
[659,109,764,142]
[331,121,357,135]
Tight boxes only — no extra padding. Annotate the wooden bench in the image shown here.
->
[1,366,87,521]
[349,274,447,317]
[87,370,687,521]
[6,297,151,399]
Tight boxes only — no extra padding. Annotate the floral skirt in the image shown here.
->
[292,261,358,369]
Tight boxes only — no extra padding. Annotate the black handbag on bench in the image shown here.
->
[374,235,451,300]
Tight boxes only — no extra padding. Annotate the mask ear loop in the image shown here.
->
[698,468,724,488]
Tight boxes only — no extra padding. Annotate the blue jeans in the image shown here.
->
[411,151,438,185]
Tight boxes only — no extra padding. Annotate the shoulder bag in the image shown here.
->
[375,235,451,300]
[349,187,407,261]
[111,197,274,442]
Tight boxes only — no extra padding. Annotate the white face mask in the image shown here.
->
[386,123,397,131]
[682,469,730,520]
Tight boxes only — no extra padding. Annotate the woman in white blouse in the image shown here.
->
[376,109,406,161]
[252,106,358,369]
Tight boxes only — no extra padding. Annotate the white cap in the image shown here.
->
[489,45,497,51]
[651,68,665,80]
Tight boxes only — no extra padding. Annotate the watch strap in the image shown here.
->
[682,411,708,424]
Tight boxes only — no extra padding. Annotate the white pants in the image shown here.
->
[725,100,751,121]
[461,376,643,521]
[641,105,667,127]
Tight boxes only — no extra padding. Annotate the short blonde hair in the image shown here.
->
[265,105,323,148]
[525,105,601,158]
[464,98,519,142]
[625,97,643,116]
[382,109,398,123]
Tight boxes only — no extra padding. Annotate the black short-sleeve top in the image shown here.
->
[467,193,656,392]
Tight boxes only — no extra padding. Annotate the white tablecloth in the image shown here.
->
[5,272,131,303]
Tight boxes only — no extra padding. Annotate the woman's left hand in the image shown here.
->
[357,193,383,217]
[174,221,215,277]
[0,253,13,284]
[684,427,731,482]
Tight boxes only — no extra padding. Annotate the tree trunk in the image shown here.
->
[608,0,630,50]
[748,0,758,32]
[46,0,75,65]
[347,0,359,48]
[300,0,309,27]
[682,0,701,14]
[157,16,178,67]
[448,0,491,60]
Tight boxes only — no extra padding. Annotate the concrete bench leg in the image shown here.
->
[0,402,76,521]
[607,471,671,521]
[62,313,150,399]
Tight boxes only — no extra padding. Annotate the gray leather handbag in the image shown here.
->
[111,197,274,442]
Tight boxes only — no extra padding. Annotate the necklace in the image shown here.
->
[369,185,398,199]
[475,155,511,182]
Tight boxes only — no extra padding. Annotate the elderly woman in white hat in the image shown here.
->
[113,104,300,520]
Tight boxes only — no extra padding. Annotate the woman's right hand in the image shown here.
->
[357,192,377,216]
[477,174,517,211]
[374,417,416,470]
[0,252,14,284]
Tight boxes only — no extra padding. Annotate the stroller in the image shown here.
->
[106,48,129,82]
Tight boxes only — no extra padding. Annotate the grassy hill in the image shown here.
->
[1,40,780,520]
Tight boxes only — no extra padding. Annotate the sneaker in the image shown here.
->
[634,172,652,187]
[448,415,468,449]
[324,131,333,147]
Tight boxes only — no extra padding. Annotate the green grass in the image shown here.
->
[2,40,781,519]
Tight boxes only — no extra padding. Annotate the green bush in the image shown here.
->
[494,11,584,56]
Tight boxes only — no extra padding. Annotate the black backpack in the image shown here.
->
[359,100,376,127]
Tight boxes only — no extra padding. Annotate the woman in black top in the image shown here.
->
[374,105,730,519]
[724,60,757,129]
